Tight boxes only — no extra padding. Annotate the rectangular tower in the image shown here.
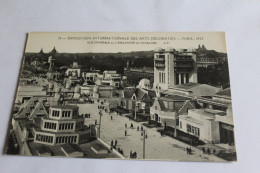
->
[153,47,197,91]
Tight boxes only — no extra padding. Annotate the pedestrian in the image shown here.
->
[213,148,216,154]
[186,147,189,154]
[137,126,139,131]
[145,134,147,139]
[111,116,113,120]
[202,147,205,154]
[130,150,133,158]
[125,123,127,128]
[111,140,114,146]
[115,140,117,147]
[189,147,192,154]
[125,130,127,136]
[207,148,211,154]
[131,123,133,129]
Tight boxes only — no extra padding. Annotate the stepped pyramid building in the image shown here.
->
[33,105,94,146]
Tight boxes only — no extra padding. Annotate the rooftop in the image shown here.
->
[51,105,78,109]
[215,88,231,97]
[159,95,189,102]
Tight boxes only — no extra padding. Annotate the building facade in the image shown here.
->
[124,67,154,86]
[153,47,197,90]
[33,105,94,146]
[179,109,223,143]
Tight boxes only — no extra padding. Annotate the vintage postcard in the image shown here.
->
[4,32,236,162]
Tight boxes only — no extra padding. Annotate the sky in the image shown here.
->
[25,32,227,53]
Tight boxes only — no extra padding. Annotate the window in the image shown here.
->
[186,124,200,136]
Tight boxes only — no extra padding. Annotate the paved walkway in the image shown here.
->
[74,102,225,162]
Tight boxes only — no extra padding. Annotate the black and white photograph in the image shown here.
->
[4,32,236,162]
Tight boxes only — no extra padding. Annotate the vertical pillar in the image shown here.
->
[178,73,181,84]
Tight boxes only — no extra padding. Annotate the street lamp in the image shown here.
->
[98,110,102,138]
[143,130,146,159]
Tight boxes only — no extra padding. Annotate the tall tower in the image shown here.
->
[153,47,197,90]
[48,56,55,71]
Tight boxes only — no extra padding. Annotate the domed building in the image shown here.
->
[137,78,151,89]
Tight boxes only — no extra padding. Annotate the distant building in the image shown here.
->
[16,85,47,104]
[64,61,84,86]
[81,85,116,99]
[82,72,100,82]
[46,55,62,80]
[31,58,42,68]
[124,67,154,86]
[153,47,197,91]
[120,85,156,114]
[95,70,126,88]
[197,56,218,67]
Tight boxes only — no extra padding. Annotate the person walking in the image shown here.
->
[125,123,127,128]
[130,150,133,158]
[125,130,127,136]
[189,147,192,154]
[137,126,139,131]
[207,148,211,154]
[115,140,117,147]
[111,140,114,147]
[213,148,216,154]
[202,147,205,154]
[186,147,189,154]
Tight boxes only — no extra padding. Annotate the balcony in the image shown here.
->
[154,63,165,68]
[174,63,193,68]
[154,58,165,61]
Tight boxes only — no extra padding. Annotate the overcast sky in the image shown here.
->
[25,32,227,53]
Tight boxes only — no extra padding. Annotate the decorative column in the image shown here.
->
[178,73,181,84]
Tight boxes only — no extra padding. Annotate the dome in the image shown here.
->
[165,47,174,52]
[93,85,99,93]
[154,47,163,52]
[138,78,151,89]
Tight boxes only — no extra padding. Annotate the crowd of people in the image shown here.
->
[110,139,124,155]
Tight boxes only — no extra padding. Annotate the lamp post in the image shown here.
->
[98,110,102,138]
[143,130,146,159]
